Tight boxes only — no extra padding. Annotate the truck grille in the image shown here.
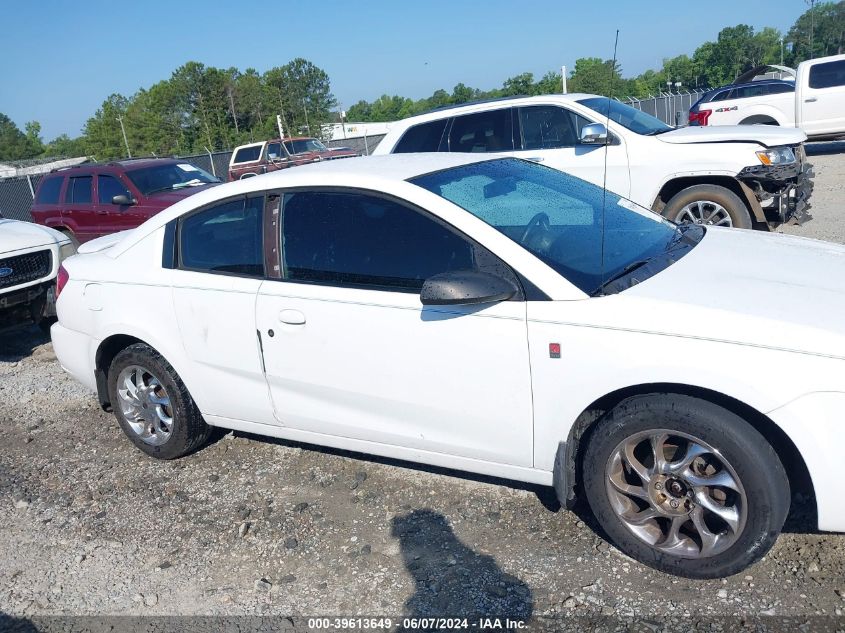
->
[0,250,52,290]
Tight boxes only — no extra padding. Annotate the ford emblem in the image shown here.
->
[0,267,13,278]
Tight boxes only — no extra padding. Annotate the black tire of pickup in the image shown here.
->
[662,184,753,229]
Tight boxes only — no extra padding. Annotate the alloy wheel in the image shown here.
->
[115,365,174,446]
[604,429,747,558]
[675,200,733,227]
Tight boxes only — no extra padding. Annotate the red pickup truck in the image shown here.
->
[227,137,359,181]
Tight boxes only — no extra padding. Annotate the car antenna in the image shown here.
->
[600,29,620,289]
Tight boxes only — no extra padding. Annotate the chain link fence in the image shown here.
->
[620,89,710,126]
[0,135,387,224]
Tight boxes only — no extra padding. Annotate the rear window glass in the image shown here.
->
[233,145,262,163]
[733,84,767,99]
[449,109,514,152]
[767,83,795,94]
[36,176,63,204]
[65,176,93,204]
[394,119,448,153]
[708,89,731,102]
[179,196,264,276]
[809,60,845,89]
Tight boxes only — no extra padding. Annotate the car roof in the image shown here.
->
[706,79,794,94]
[49,157,182,174]
[395,93,601,122]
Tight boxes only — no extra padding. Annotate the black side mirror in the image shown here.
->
[112,194,134,205]
[420,270,517,306]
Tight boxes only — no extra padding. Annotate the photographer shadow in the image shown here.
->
[392,509,532,629]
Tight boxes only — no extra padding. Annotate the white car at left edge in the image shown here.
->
[0,213,75,331]
[51,153,845,579]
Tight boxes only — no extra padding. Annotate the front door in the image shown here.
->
[512,105,631,198]
[95,174,147,233]
[800,58,845,137]
[255,190,534,466]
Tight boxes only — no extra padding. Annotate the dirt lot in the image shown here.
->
[2,148,845,629]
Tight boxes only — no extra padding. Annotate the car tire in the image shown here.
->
[108,343,212,459]
[581,394,789,579]
[662,184,753,229]
[57,229,80,248]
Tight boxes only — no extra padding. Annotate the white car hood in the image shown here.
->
[657,125,806,147]
[0,218,67,254]
[620,228,845,359]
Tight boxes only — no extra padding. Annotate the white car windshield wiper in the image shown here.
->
[592,259,653,296]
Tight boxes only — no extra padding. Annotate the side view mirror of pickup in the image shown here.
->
[579,123,610,145]
[111,194,135,206]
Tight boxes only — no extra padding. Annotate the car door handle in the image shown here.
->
[804,97,818,102]
[278,309,306,325]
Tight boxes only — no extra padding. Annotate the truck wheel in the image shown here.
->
[662,185,753,229]
[581,394,790,578]
[108,343,212,459]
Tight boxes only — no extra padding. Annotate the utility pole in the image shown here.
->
[561,66,567,93]
[116,115,131,158]
[806,0,816,57]
[227,86,239,134]
[302,100,311,136]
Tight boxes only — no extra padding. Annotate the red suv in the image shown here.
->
[31,158,219,244]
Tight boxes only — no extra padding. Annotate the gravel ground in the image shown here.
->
[2,149,845,629]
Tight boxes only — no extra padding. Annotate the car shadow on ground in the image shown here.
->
[233,429,819,543]
[0,324,51,363]
[805,140,845,156]
[392,509,533,625]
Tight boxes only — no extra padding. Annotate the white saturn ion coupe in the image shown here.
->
[51,154,844,578]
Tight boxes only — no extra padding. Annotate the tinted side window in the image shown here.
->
[66,176,93,204]
[98,175,130,204]
[36,176,63,204]
[282,192,474,291]
[179,197,264,276]
[234,145,262,163]
[393,119,449,153]
[708,90,730,102]
[449,109,514,152]
[733,84,766,99]
[809,60,845,89]
[267,142,282,159]
[767,83,795,94]
[518,106,589,149]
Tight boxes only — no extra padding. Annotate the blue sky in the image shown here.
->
[0,0,805,141]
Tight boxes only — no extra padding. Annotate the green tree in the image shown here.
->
[568,58,623,95]
[501,72,535,96]
[0,113,42,160]
[787,1,845,62]
[42,134,87,157]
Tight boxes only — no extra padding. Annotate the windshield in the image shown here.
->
[410,158,700,295]
[577,97,673,135]
[126,163,218,195]
[284,138,327,154]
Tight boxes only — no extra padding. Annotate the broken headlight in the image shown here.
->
[756,147,796,166]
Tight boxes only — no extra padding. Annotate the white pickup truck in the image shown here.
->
[0,213,75,331]
[688,54,845,140]
[374,94,814,230]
